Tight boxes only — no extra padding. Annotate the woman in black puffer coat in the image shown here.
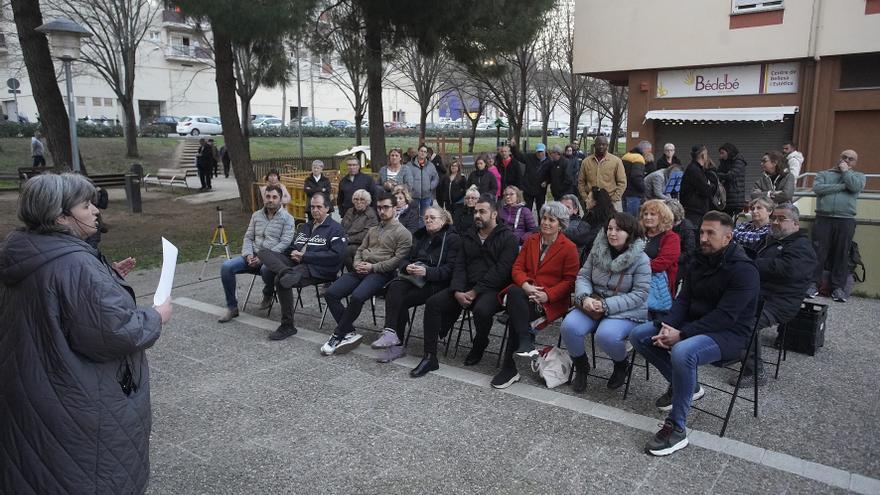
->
[717,142,748,217]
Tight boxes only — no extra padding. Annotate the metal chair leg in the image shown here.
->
[241,274,257,311]
[496,321,509,368]
[314,284,324,313]
[623,347,638,400]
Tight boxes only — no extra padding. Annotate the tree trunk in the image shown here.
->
[363,9,386,170]
[214,31,254,210]
[568,101,578,143]
[541,116,549,146]
[418,105,428,144]
[239,97,251,156]
[120,97,140,158]
[468,119,478,153]
[354,112,363,145]
[11,0,73,169]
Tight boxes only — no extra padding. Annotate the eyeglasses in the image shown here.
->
[769,215,791,223]
[424,215,441,221]
[376,205,394,211]
[841,155,857,162]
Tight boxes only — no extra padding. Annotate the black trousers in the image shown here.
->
[222,157,231,177]
[197,165,212,188]
[259,250,323,327]
[742,309,779,374]
[811,216,856,291]
[501,286,541,369]
[422,287,502,355]
[383,279,441,341]
[524,190,546,214]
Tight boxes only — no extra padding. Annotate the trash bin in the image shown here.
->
[124,173,142,213]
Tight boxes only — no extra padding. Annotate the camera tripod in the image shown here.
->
[199,206,232,280]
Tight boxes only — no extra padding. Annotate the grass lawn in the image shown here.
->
[1,134,621,176]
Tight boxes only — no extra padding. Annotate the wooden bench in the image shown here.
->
[87,173,128,188]
[18,166,67,189]
[143,168,197,190]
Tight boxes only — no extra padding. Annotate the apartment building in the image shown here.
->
[0,7,428,127]
[574,0,880,185]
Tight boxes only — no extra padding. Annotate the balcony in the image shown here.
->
[165,45,211,63]
[162,9,194,30]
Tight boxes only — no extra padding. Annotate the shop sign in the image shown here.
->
[656,62,799,98]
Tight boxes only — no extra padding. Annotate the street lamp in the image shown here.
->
[35,19,91,173]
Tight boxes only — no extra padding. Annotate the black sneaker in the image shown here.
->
[655,384,705,412]
[490,367,521,389]
[645,420,688,456]
[463,348,484,366]
[831,288,847,303]
[728,369,767,387]
[806,283,819,298]
[268,324,298,341]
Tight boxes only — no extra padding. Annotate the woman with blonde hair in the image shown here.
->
[639,200,681,314]
[393,184,420,233]
[438,158,468,212]
[499,185,537,244]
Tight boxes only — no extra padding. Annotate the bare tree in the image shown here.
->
[548,0,590,142]
[466,40,537,143]
[584,78,628,152]
[233,39,290,153]
[448,69,490,153]
[45,0,160,159]
[532,60,560,146]
[389,43,450,143]
[310,3,369,144]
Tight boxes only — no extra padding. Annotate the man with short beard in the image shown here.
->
[734,204,816,386]
[218,185,296,322]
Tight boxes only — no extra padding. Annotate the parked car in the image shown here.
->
[250,114,279,121]
[176,115,223,136]
[150,116,179,132]
[297,117,327,127]
[384,121,404,130]
[79,115,116,127]
[329,119,354,129]
[253,117,284,128]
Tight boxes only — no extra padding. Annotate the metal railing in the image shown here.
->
[793,173,880,201]
[165,45,211,60]
[251,156,346,181]
[162,9,187,24]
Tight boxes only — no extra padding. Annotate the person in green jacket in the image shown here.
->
[807,150,866,302]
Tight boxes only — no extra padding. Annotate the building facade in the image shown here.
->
[574,0,880,186]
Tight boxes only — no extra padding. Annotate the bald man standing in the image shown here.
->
[807,150,865,302]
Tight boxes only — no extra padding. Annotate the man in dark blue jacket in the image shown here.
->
[734,203,816,386]
[630,211,759,457]
[259,192,346,340]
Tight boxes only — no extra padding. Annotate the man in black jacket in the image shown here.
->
[630,211,759,456]
[733,203,816,386]
[717,143,747,218]
[511,138,550,211]
[337,156,375,217]
[497,144,524,191]
[411,194,519,377]
[548,145,574,200]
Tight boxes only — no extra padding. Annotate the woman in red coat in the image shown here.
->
[639,200,680,313]
[491,201,581,389]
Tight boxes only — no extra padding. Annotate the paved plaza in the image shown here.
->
[130,258,880,494]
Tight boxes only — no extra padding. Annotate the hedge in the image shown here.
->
[0,121,124,138]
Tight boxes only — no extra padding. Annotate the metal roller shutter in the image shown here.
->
[654,117,795,191]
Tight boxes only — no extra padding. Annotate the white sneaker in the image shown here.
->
[320,334,345,356]
[334,332,363,355]
[371,329,401,349]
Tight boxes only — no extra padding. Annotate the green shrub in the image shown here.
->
[139,125,169,138]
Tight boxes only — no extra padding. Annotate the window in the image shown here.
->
[76,96,86,105]
[731,0,783,14]
[392,110,406,122]
[93,97,102,106]
[840,53,880,89]
[321,54,332,75]
[104,98,113,106]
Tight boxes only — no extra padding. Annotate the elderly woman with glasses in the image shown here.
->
[490,201,581,388]
[499,185,537,244]
[733,196,774,258]
[0,174,172,493]
[752,150,795,204]
[454,186,480,234]
[342,188,379,270]
[371,207,461,363]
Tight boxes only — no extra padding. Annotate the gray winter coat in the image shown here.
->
[644,168,671,200]
[574,230,651,322]
[0,231,162,494]
[242,207,296,257]
[405,159,440,199]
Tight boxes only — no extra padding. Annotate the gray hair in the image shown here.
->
[663,143,675,151]
[18,173,95,234]
[664,198,685,224]
[560,194,583,215]
[352,188,372,203]
[311,159,324,168]
[539,201,570,230]
[748,196,774,212]
[637,140,653,153]
[774,202,800,222]
[549,145,563,154]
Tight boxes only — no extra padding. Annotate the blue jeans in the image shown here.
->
[325,271,392,336]
[624,196,641,217]
[560,310,639,361]
[630,322,722,430]
[220,256,274,310]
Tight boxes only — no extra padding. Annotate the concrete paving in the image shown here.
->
[127,258,880,494]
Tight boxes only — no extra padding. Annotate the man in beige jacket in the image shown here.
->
[578,136,627,211]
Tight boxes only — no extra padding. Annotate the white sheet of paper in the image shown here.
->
[153,237,179,306]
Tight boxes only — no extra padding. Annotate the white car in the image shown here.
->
[253,118,284,128]
[176,116,223,136]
